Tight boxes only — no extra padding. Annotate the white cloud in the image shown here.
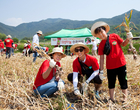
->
[5,18,24,26]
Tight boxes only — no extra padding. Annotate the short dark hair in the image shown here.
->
[95,26,106,34]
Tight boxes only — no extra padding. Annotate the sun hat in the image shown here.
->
[48,47,66,58]
[6,35,12,38]
[24,43,28,47]
[91,21,110,36]
[36,30,43,35]
[70,42,89,54]
[27,40,30,43]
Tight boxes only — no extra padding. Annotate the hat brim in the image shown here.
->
[91,21,110,36]
[48,52,66,58]
[70,44,89,54]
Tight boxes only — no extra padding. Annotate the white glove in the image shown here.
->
[74,87,82,97]
[58,79,65,90]
[82,80,89,92]
[99,70,105,80]
[49,59,56,68]
[126,32,133,40]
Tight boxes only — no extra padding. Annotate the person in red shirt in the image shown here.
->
[43,46,49,54]
[67,42,102,99]
[91,21,133,103]
[33,47,66,97]
[27,40,31,49]
[23,43,28,56]
[27,40,32,57]
[0,39,4,56]
[12,43,18,56]
[4,35,13,58]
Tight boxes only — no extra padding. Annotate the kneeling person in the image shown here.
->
[67,42,103,98]
[33,47,66,97]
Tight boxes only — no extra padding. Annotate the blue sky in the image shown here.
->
[0,0,140,26]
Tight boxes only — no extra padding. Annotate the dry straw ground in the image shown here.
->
[0,53,140,110]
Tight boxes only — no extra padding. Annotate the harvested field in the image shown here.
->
[0,53,140,110]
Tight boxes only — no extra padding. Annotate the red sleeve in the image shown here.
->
[91,57,99,71]
[73,58,79,73]
[115,34,123,44]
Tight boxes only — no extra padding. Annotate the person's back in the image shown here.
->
[4,38,13,47]
[4,35,13,58]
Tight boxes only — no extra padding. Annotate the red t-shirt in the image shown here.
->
[13,44,18,49]
[98,33,126,69]
[33,60,61,90]
[4,38,13,48]
[0,42,4,49]
[45,47,49,52]
[73,54,99,74]
[27,43,31,49]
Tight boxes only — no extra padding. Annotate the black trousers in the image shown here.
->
[67,73,102,84]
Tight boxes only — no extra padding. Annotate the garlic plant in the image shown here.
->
[115,10,138,60]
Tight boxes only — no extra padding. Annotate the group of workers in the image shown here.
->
[0,21,133,104]
[0,35,18,58]
[33,21,133,104]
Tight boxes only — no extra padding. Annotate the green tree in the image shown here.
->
[20,39,27,43]
[0,33,6,41]
[13,37,19,43]
[22,37,31,40]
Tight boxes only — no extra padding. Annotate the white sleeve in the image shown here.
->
[32,35,37,47]
[32,36,35,47]
[73,72,78,88]
[87,69,99,82]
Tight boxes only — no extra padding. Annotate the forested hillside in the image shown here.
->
[0,9,140,39]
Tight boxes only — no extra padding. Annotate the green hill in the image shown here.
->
[0,9,140,39]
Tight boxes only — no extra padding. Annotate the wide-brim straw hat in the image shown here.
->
[91,21,110,36]
[36,30,43,35]
[6,35,12,38]
[48,47,66,58]
[70,42,89,54]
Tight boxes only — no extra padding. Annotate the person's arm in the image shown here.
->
[42,59,56,79]
[86,69,99,82]
[42,66,52,79]
[73,72,78,88]
[121,32,133,46]
[73,72,82,96]
[100,55,104,70]
[121,38,129,47]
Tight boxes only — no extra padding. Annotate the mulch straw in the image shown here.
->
[0,54,140,109]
